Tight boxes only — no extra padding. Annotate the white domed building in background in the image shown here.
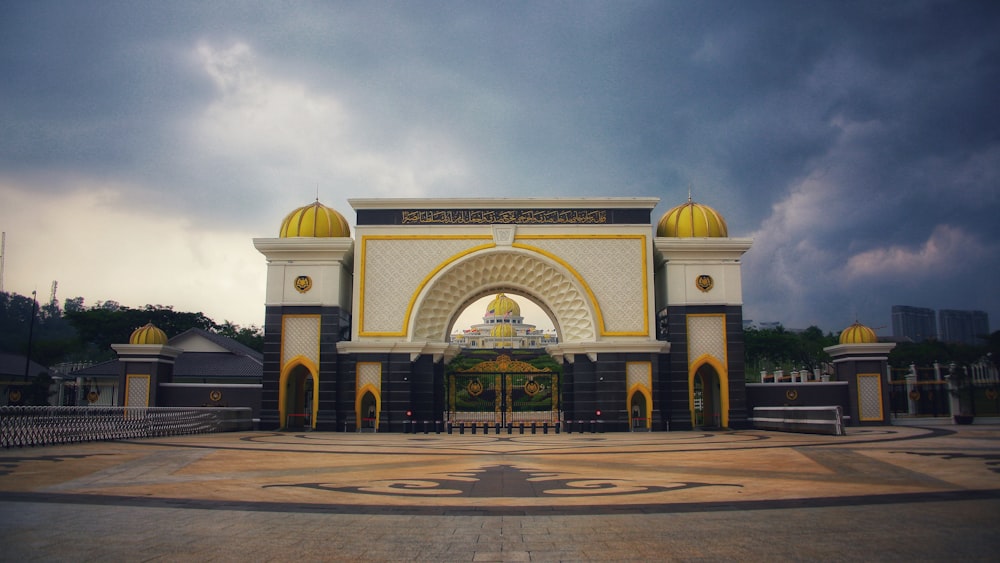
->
[450,293,559,349]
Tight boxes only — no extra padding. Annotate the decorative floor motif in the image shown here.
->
[3,425,998,518]
[0,453,109,477]
[900,451,1000,474]
[264,463,740,498]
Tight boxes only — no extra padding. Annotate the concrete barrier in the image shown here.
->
[751,406,845,436]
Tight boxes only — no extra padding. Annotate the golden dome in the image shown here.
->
[486,293,520,318]
[490,324,516,338]
[279,200,351,238]
[657,197,728,237]
[839,322,878,344]
[130,322,168,345]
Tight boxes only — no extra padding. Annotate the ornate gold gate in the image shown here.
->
[449,355,559,425]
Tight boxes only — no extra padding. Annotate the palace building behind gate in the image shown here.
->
[253,196,753,432]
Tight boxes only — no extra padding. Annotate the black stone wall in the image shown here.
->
[663,305,748,430]
[260,305,349,431]
[745,383,850,416]
[157,385,262,421]
[117,359,174,407]
[836,358,892,425]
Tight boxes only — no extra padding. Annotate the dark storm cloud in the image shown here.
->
[1,0,998,333]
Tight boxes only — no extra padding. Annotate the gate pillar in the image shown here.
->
[253,204,354,431]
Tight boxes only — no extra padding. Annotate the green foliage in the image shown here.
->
[445,355,487,375]
[0,292,84,365]
[61,304,213,361]
[22,372,55,406]
[744,325,837,379]
[983,330,1000,370]
[445,351,563,377]
[888,331,999,417]
[215,321,264,353]
[1,291,265,366]
[525,355,563,375]
[888,338,985,368]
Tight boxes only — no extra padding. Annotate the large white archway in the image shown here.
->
[410,247,597,344]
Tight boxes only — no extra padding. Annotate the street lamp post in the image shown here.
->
[23,290,37,381]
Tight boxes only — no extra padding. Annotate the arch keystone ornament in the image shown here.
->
[256,196,751,433]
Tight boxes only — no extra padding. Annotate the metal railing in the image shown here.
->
[0,406,252,448]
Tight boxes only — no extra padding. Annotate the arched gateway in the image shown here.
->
[253,197,752,432]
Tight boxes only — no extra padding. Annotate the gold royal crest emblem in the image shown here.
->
[696,274,714,293]
[467,379,484,397]
[524,379,541,396]
[294,275,312,293]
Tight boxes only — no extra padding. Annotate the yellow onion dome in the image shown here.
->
[130,322,168,345]
[279,200,351,238]
[491,323,516,338]
[657,197,729,237]
[486,293,521,318]
[839,322,878,344]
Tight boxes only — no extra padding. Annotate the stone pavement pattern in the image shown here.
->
[2,425,999,561]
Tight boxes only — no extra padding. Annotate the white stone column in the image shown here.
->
[945,363,960,417]
[906,364,917,415]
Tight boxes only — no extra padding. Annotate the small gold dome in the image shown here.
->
[279,200,351,238]
[486,293,520,318]
[491,323,516,337]
[130,322,168,345]
[657,198,728,237]
[839,322,878,344]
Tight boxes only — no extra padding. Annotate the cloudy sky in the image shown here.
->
[1,1,998,337]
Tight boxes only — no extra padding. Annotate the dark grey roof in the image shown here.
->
[173,352,262,378]
[68,330,262,380]
[170,328,263,363]
[70,359,120,378]
[0,352,48,378]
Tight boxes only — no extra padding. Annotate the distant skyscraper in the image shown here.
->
[938,309,990,346]
[891,305,937,342]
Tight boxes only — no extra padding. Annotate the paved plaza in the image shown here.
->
[2,424,999,561]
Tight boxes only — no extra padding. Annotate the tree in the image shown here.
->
[22,372,55,406]
[745,326,796,374]
[0,291,37,354]
[984,330,1000,371]
[215,321,264,353]
[65,304,217,361]
[792,326,836,371]
[744,325,837,381]
[889,339,983,369]
[0,291,82,366]
[2,290,263,367]
[64,296,86,314]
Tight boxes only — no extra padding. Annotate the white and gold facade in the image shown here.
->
[254,196,754,431]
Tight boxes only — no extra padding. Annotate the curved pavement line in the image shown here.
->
[3,488,999,516]
[107,426,952,457]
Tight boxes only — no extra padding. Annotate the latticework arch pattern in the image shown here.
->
[412,249,596,343]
